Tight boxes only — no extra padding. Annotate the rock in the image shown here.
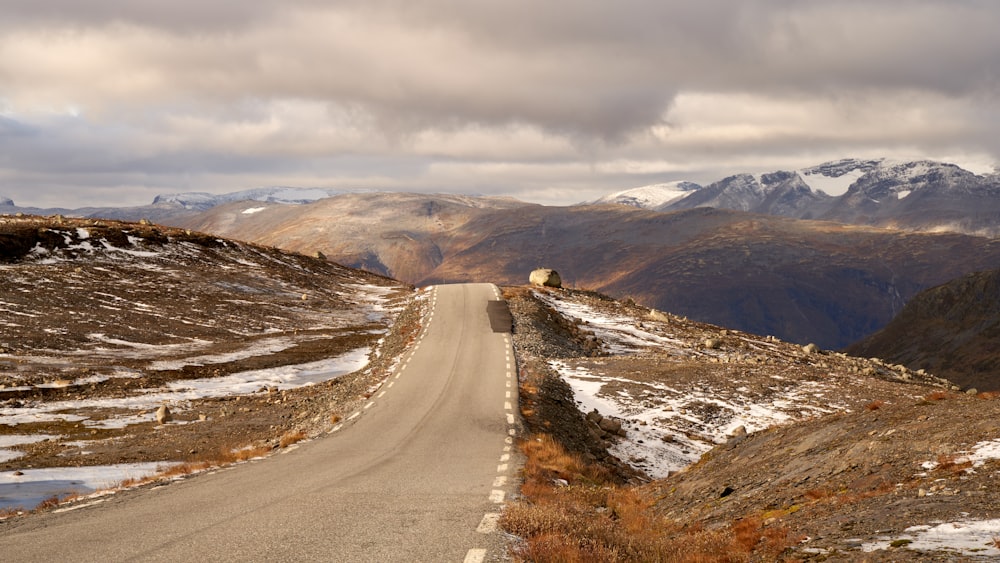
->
[802,343,820,354]
[315,250,327,260]
[529,268,562,288]
[647,309,670,322]
[585,409,603,424]
[704,338,722,350]
[598,417,622,434]
[155,405,172,424]
[967,388,978,395]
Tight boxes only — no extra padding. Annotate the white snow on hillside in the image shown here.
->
[591,182,700,209]
[535,291,845,479]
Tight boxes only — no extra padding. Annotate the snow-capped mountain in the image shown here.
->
[151,187,352,210]
[659,171,833,218]
[591,181,701,209]
[591,158,1000,236]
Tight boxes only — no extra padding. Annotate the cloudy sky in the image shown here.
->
[1,0,999,208]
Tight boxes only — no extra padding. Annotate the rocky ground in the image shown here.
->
[504,286,1000,561]
[0,216,419,487]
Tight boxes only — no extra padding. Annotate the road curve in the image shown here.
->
[0,283,520,562]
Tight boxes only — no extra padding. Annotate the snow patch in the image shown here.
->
[242,207,267,215]
[863,519,1000,557]
[0,463,172,511]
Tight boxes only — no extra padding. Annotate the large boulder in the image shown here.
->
[529,268,562,288]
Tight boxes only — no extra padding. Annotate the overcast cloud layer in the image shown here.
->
[1,1,998,207]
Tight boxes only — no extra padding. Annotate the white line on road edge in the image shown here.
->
[377,390,386,398]
[477,513,501,534]
[506,413,515,424]
[489,490,505,503]
[497,463,508,473]
[347,412,360,421]
[504,401,512,411]
[499,453,510,462]
[364,402,375,409]
[464,549,486,563]
[493,476,507,487]
[328,424,343,433]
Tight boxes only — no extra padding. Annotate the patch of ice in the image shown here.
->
[76,228,90,240]
[897,189,912,199]
[862,519,1000,557]
[0,348,371,428]
[0,462,172,511]
[0,435,61,464]
[242,207,267,215]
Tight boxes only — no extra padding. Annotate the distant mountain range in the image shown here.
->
[4,158,1000,349]
[597,159,1000,236]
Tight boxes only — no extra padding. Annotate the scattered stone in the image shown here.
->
[155,405,172,425]
[598,417,622,434]
[704,338,722,350]
[647,309,670,322]
[966,388,978,395]
[802,343,820,354]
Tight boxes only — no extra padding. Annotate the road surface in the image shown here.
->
[0,283,519,562]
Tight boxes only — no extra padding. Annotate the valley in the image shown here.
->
[1,212,998,559]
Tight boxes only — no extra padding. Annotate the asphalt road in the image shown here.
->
[0,283,519,562]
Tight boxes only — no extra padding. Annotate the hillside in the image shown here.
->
[504,287,1000,561]
[847,269,1000,392]
[0,215,415,503]
[177,192,534,283]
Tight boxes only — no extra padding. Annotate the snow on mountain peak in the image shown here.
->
[592,182,701,209]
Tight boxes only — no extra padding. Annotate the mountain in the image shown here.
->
[150,187,352,210]
[590,181,701,209]
[817,160,1000,235]
[177,192,535,283]
[846,268,1000,391]
[659,170,833,218]
[0,187,355,225]
[591,158,1000,237]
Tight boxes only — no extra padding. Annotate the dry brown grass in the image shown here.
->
[866,400,886,411]
[502,433,796,562]
[925,390,952,402]
[279,430,307,448]
[0,506,25,520]
[935,453,973,474]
